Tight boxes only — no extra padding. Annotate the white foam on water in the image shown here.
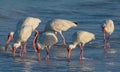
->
[80,57,86,60]
[107,49,117,54]
[106,62,115,66]
[0,45,12,52]
[80,65,95,72]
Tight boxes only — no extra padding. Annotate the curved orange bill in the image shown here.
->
[5,35,13,51]
[12,47,16,57]
[67,48,72,62]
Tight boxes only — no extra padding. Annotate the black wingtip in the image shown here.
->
[73,22,78,25]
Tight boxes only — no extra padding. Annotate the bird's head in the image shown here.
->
[102,24,106,32]
[67,44,74,55]
[67,43,77,62]
[10,32,14,36]
[12,42,21,56]
[6,32,14,44]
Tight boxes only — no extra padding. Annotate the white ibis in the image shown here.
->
[102,19,114,49]
[34,31,58,61]
[44,19,77,45]
[13,26,34,57]
[15,17,41,52]
[5,17,41,56]
[67,31,95,62]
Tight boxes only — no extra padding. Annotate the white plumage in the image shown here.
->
[13,17,41,42]
[103,19,114,35]
[13,26,33,57]
[72,31,95,47]
[38,32,58,49]
[36,32,58,61]
[13,42,21,49]
[22,17,41,31]
[102,19,114,49]
[67,31,95,61]
[44,19,77,45]
[5,17,41,57]
[18,26,33,42]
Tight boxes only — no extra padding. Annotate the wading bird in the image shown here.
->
[44,19,77,46]
[34,31,58,61]
[102,19,114,49]
[5,17,41,56]
[67,31,95,62]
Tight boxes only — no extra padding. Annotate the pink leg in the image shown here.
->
[32,41,37,52]
[80,45,83,60]
[23,42,27,53]
[21,42,27,58]
[107,35,110,45]
[36,43,41,61]
[104,39,108,48]
[103,33,108,49]
[106,35,111,49]
[45,46,49,61]
[19,45,23,57]
[37,48,41,62]
[59,32,66,46]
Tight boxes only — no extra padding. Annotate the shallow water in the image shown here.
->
[0,0,120,72]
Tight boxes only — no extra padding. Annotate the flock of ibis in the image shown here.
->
[4,17,114,62]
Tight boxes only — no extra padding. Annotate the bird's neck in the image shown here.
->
[14,41,21,48]
[38,43,45,50]
[70,42,78,49]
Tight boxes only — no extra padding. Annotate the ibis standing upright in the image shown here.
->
[67,31,95,62]
[102,19,114,49]
[44,19,77,45]
[33,31,58,61]
[5,17,41,56]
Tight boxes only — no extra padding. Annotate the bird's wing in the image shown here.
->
[22,17,41,31]
[77,31,95,44]
[38,32,58,47]
[105,20,114,35]
[19,26,33,42]
[51,19,77,32]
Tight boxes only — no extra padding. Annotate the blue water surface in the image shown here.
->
[0,0,120,72]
